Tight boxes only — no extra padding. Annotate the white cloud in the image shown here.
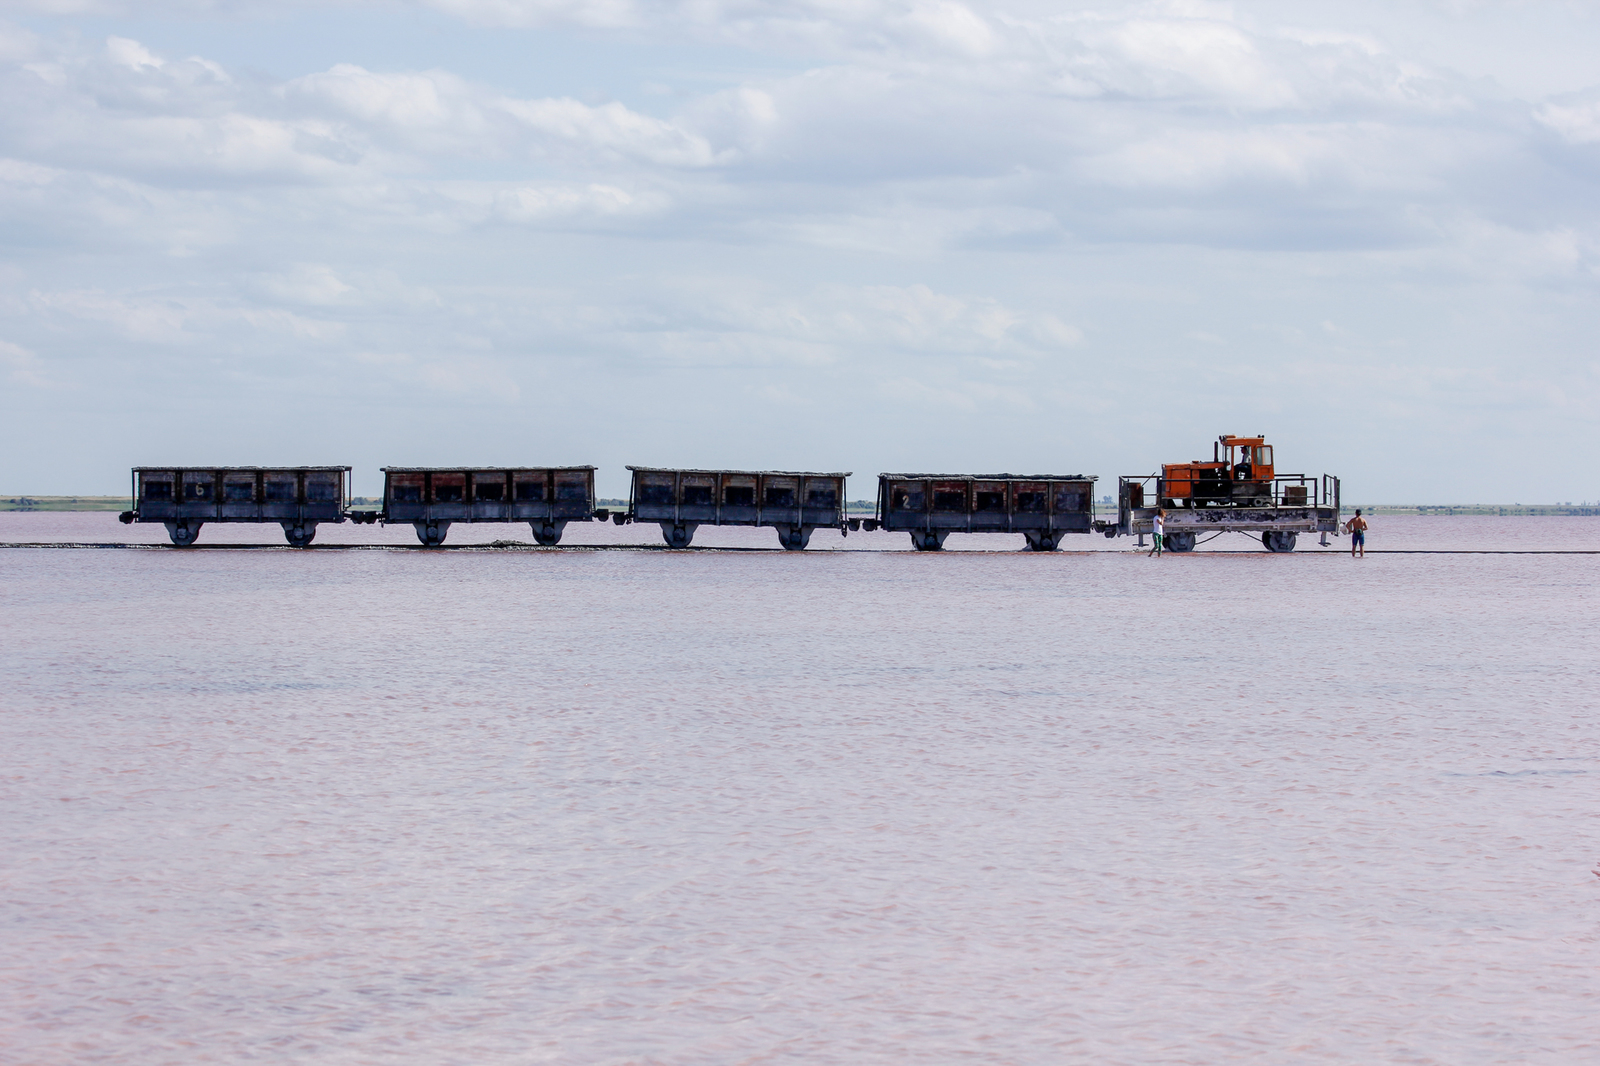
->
[105,35,161,70]
[0,337,52,387]
[27,288,193,342]
[280,63,727,166]
[577,281,1085,369]
[0,44,358,184]
[0,10,1553,237]
[497,96,726,167]
[0,156,56,184]
[1424,218,1593,282]
[352,349,522,400]
[1,1,1598,498]
[284,64,469,132]
[900,1,997,57]
[1095,16,1297,106]
[0,39,732,192]
[1536,92,1600,144]
[23,288,343,342]
[0,22,40,64]
[1080,125,1361,191]
[490,182,641,221]
[875,373,1040,411]
[258,264,356,306]
[0,11,1579,265]
[424,0,643,30]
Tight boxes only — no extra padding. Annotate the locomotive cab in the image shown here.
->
[1224,435,1274,482]
[1161,435,1275,508]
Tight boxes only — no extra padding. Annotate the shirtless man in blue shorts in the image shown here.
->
[1345,509,1367,557]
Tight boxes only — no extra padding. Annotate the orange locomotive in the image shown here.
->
[1102,434,1340,551]
[1160,434,1276,509]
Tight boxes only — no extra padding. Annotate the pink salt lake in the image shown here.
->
[3,512,1598,1064]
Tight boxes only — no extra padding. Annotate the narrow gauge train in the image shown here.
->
[118,441,1336,551]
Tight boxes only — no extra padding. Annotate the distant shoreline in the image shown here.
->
[4,496,1598,517]
[1338,504,1600,517]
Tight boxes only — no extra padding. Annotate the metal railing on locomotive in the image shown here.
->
[1109,473,1341,553]
[365,467,600,547]
[874,474,1098,552]
[118,467,350,547]
[624,467,854,549]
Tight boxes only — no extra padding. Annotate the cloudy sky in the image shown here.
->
[1,0,1596,502]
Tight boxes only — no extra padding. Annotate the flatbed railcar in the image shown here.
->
[118,467,350,547]
[1098,435,1341,552]
[1103,474,1341,552]
[622,467,853,549]
[349,467,598,546]
[873,473,1097,551]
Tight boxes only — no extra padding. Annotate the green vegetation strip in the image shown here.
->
[1347,504,1600,516]
[2,497,130,511]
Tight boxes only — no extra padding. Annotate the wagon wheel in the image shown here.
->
[661,523,695,548]
[413,521,450,547]
[777,526,812,551]
[1262,531,1297,553]
[165,521,202,547]
[1023,531,1059,552]
[531,521,564,546]
[283,523,317,548]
